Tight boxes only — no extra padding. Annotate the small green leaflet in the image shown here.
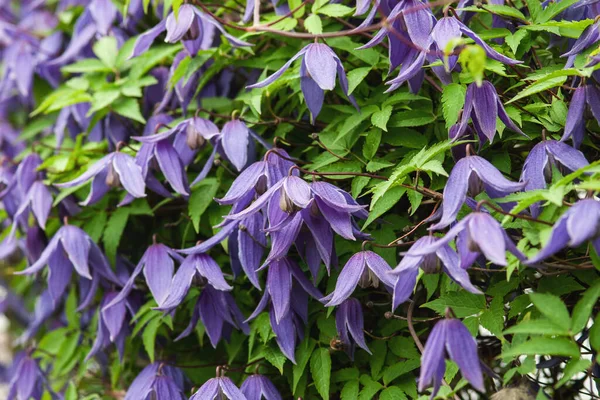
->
[189,178,220,232]
[442,83,466,129]
[310,348,332,400]
[371,105,393,131]
[502,337,580,358]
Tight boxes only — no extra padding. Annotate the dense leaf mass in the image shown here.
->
[0,0,599,399]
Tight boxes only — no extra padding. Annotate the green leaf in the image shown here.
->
[142,316,162,363]
[482,4,528,22]
[388,110,436,127]
[503,319,570,336]
[422,291,486,318]
[103,207,130,264]
[502,337,580,358]
[420,160,448,177]
[189,178,219,232]
[65,383,78,400]
[90,90,121,114]
[536,0,579,22]
[556,358,591,388]
[362,129,382,160]
[93,36,118,68]
[168,55,191,88]
[112,97,145,123]
[336,105,378,142]
[570,282,600,334]
[341,381,359,400]
[310,348,332,400]
[305,14,323,34]
[507,75,568,104]
[380,387,407,400]
[62,59,113,74]
[264,345,287,374]
[371,105,393,132]
[529,293,571,331]
[382,359,421,385]
[293,338,316,393]
[590,314,600,351]
[363,186,406,229]
[441,83,466,129]
[347,67,371,95]
[316,3,353,16]
[369,340,387,379]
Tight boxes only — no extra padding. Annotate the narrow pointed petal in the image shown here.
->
[144,244,175,306]
[81,170,110,206]
[325,252,366,306]
[527,216,570,265]
[300,61,325,120]
[471,156,525,193]
[190,378,220,400]
[155,140,189,195]
[197,11,253,47]
[547,140,589,173]
[54,154,112,188]
[445,319,485,392]
[102,294,126,342]
[217,162,265,204]
[113,153,146,198]
[364,251,394,287]
[195,254,232,291]
[438,245,481,294]
[61,225,92,279]
[219,377,247,400]
[468,213,507,266]
[247,47,308,89]
[304,43,337,90]
[459,22,521,65]
[419,320,447,391]
[156,256,197,311]
[165,6,195,42]
[471,82,498,142]
[566,200,600,247]
[283,176,312,208]
[130,19,167,58]
[431,157,471,230]
[48,243,73,303]
[221,120,250,171]
[238,213,266,289]
[270,310,297,363]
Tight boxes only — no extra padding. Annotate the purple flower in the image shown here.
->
[527,199,600,265]
[416,211,526,269]
[247,43,358,121]
[562,21,599,68]
[521,140,589,216]
[240,375,282,400]
[130,4,251,59]
[106,241,182,309]
[156,253,232,311]
[175,285,249,347]
[390,236,481,310]
[323,251,394,307]
[454,81,525,144]
[124,363,186,400]
[10,181,52,231]
[17,224,120,303]
[336,298,371,359]
[242,0,289,23]
[562,84,600,148]
[190,376,246,400]
[54,150,146,206]
[7,354,44,400]
[87,291,132,361]
[431,155,526,230]
[419,318,484,397]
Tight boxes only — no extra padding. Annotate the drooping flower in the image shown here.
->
[105,241,182,309]
[323,251,394,307]
[431,155,526,230]
[335,298,371,359]
[247,43,358,121]
[156,253,232,311]
[521,140,589,216]
[123,363,186,400]
[10,181,52,232]
[562,84,600,148]
[7,354,44,400]
[562,21,600,68]
[17,224,121,303]
[130,4,251,59]
[190,376,247,400]
[240,375,282,400]
[419,317,484,397]
[526,199,600,265]
[87,291,133,361]
[54,150,146,206]
[453,81,525,143]
[175,285,249,347]
[416,211,526,268]
[389,236,481,310]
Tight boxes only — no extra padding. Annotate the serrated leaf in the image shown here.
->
[341,381,359,400]
[382,359,420,385]
[347,67,371,95]
[305,14,323,34]
[422,291,486,318]
[189,178,219,232]
[293,338,316,393]
[503,319,570,336]
[316,3,353,16]
[502,337,580,358]
[103,207,129,264]
[93,36,118,68]
[570,282,600,334]
[112,97,145,123]
[142,316,162,363]
[371,105,393,131]
[264,345,287,374]
[363,186,406,228]
[310,348,331,400]
[529,292,571,330]
[441,83,466,129]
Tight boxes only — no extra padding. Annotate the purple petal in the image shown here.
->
[217,161,265,204]
[113,153,146,198]
[219,377,247,400]
[468,213,507,266]
[102,293,126,341]
[324,252,366,306]
[165,5,195,42]
[300,60,325,120]
[566,200,600,247]
[60,225,92,279]
[471,156,525,193]
[190,378,220,400]
[419,320,447,391]
[431,157,471,230]
[195,254,232,291]
[54,153,113,188]
[155,140,189,195]
[157,256,197,311]
[445,319,484,392]
[305,43,337,90]
[283,176,312,208]
[221,120,250,172]
[471,81,499,142]
[47,243,73,303]
[247,47,308,89]
[144,244,175,306]
[438,245,481,294]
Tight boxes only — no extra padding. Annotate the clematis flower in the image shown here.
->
[124,363,186,400]
[106,241,182,309]
[562,21,600,68]
[247,43,358,121]
[431,155,526,230]
[453,81,525,143]
[10,181,52,231]
[268,287,309,362]
[323,251,394,307]
[86,291,133,361]
[17,224,121,303]
[526,199,600,265]
[416,211,526,268]
[419,317,484,397]
[521,140,589,216]
[7,354,44,400]
[54,151,146,206]
[156,253,232,312]
[240,375,282,400]
[562,84,600,148]
[175,285,249,347]
[190,376,246,400]
[130,4,251,59]
[390,236,482,310]
[335,298,370,359]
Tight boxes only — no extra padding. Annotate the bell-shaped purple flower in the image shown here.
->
[7,354,44,400]
[562,21,599,68]
[417,211,526,269]
[454,81,525,143]
[336,298,371,359]
[190,376,246,400]
[106,241,182,309]
[10,181,52,231]
[562,84,600,148]
[323,251,394,307]
[419,318,484,397]
[431,154,526,230]
[87,291,132,361]
[527,199,600,265]
[240,375,281,400]
[124,363,186,400]
[175,285,249,347]
[247,43,358,121]
[156,253,232,312]
[130,4,251,58]
[17,224,120,303]
[54,150,146,206]
[390,236,481,310]
[521,140,589,216]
